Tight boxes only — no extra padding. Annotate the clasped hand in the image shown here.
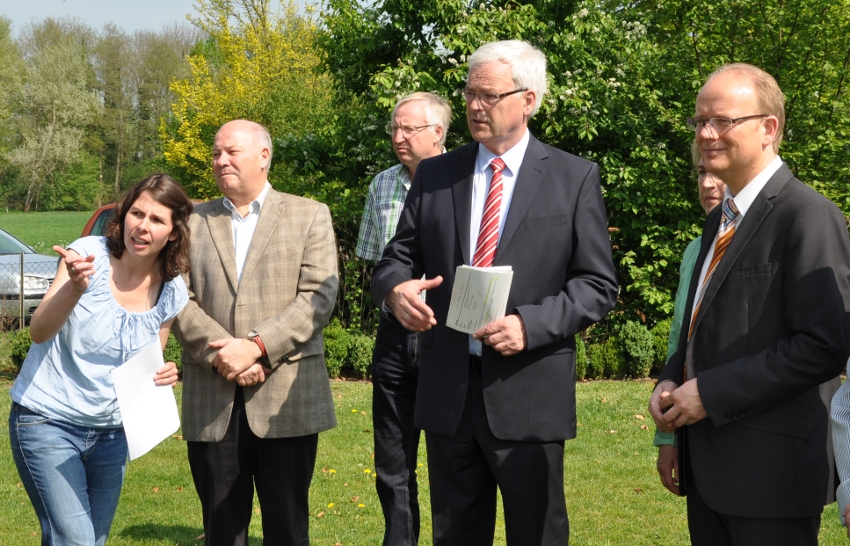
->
[209,337,271,386]
[649,378,707,432]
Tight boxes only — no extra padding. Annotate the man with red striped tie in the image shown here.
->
[649,64,850,546]
[371,40,618,544]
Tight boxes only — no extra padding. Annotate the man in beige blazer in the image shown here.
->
[174,119,338,546]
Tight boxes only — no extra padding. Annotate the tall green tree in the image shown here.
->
[160,0,333,198]
[7,37,100,211]
[94,24,135,200]
[627,0,850,210]
[0,16,24,207]
[305,0,693,327]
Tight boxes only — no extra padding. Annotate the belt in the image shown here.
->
[469,355,483,373]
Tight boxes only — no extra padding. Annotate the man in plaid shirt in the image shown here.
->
[356,92,451,546]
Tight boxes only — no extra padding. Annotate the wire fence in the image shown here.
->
[0,254,57,330]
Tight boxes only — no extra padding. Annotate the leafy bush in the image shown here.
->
[617,321,655,378]
[323,318,375,379]
[650,318,673,375]
[586,339,623,379]
[348,332,374,379]
[323,319,348,379]
[9,327,32,371]
[574,334,587,381]
[586,344,604,379]
[163,333,183,375]
[603,339,628,379]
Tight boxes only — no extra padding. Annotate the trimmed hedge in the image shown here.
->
[8,327,32,371]
[650,318,673,375]
[617,321,655,378]
[5,323,376,381]
[323,318,374,379]
[163,333,183,374]
[575,334,587,380]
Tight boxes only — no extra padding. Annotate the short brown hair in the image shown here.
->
[105,174,192,281]
[708,63,785,152]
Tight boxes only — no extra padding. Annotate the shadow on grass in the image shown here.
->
[119,524,204,544]
[119,524,263,545]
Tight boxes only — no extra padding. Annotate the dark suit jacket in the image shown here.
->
[659,164,850,518]
[371,136,618,442]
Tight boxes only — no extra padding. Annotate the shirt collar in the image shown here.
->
[399,146,447,189]
[223,182,272,219]
[475,130,530,177]
[395,164,411,190]
[726,156,783,218]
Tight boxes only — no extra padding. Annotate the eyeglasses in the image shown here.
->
[460,87,527,107]
[685,114,769,134]
[384,124,436,137]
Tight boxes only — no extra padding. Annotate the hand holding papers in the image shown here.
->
[111,342,181,460]
[446,265,513,334]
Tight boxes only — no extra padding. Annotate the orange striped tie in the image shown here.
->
[472,158,506,267]
[688,197,740,339]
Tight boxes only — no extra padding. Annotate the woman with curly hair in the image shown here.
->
[9,173,193,546]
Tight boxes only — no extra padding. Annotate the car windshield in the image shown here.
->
[0,230,35,255]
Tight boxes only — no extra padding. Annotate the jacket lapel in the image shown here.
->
[451,143,478,266]
[240,190,284,286]
[691,165,792,329]
[495,136,548,263]
[206,199,239,291]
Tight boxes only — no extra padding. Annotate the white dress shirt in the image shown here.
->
[689,156,783,324]
[222,182,272,283]
[832,360,850,523]
[469,130,530,355]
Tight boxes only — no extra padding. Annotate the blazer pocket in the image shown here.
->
[727,263,772,278]
[738,409,812,440]
[524,214,567,230]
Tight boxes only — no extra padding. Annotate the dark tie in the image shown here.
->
[472,158,506,268]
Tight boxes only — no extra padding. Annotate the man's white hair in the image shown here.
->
[392,92,452,147]
[468,40,547,116]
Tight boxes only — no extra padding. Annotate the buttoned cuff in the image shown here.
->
[653,430,676,447]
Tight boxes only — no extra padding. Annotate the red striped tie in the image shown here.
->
[472,158,506,267]
[688,197,740,339]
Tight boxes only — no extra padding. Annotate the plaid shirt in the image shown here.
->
[356,164,411,261]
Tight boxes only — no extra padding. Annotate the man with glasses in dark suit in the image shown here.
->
[650,64,850,546]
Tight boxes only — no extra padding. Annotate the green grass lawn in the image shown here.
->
[1,379,846,544]
[0,211,93,255]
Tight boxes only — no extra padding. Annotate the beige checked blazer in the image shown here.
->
[174,189,338,442]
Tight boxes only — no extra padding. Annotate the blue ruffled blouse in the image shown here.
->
[10,236,189,427]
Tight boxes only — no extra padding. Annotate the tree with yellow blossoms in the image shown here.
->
[160,0,332,197]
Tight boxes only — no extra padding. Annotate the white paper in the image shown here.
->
[446,265,513,334]
[111,342,180,460]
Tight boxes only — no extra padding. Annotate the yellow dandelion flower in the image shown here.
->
[358,503,365,508]
[364,468,372,474]
[327,503,335,508]
[329,469,337,474]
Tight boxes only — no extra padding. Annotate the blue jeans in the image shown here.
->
[372,311,421,546]
[9,402,128,546]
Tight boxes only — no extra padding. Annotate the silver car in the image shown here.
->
[0,228,57,324]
